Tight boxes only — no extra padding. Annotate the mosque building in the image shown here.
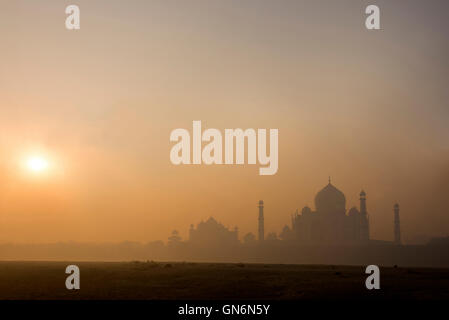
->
[189,217,239,247]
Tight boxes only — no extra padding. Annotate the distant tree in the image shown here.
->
[279,225,293,241]
[146,240,165,249]
[266,232,278,241]
[168,230,182,247]
[144,240,165,257]
[243,232,256,244]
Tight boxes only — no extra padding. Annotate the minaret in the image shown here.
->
[394,203,401,245]
[359,190,369,241]
[360,190,367,215]
[189,224,195,241]
[258,200,264,242]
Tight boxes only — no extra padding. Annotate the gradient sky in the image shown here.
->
[0,0,448,243]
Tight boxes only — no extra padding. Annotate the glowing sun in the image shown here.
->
[27,156,49,173]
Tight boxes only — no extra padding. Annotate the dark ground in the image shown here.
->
[0,261,448,300]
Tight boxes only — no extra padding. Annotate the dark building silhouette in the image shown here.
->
[258,200,264,242]
[186,180,402,251]
[394,203,401,245]
[189,217,239,247]
[290,179,370,244]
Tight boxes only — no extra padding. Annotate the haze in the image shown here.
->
[0,0,448,244]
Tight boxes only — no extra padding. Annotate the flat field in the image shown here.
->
[0,261,448,300]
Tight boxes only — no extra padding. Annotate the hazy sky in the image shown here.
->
[0,0,448,243]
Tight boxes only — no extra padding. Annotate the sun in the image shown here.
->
[27,156,49,173]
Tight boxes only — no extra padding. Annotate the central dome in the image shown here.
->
[314,182,346,215]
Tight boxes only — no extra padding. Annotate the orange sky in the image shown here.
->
[0,0,448,243]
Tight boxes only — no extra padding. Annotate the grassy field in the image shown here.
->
[0,261,448,300]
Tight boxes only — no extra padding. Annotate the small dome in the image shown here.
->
[258,200,264,205]
[360,190,366,197]
[301,206,312,215]
[394,203,399,209]
[314,182,346,215]
[348,207,360,216]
